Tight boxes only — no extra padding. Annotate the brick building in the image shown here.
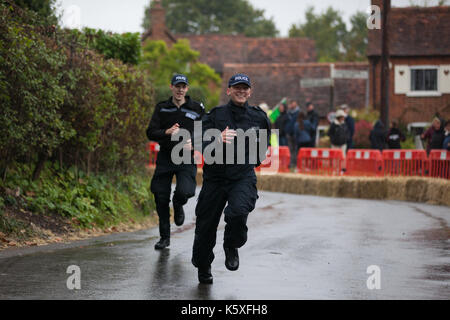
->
[222,62,369,117]
[142,0,369,117]
[368,0,450,124]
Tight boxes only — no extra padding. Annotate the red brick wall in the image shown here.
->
[178,35,317,74]
[221,62,369,118]
[370,56,450,124]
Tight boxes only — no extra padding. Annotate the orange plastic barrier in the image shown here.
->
[346,149,383,177]
[297,148,344,176]
[429,150,450,179]
[147,142,160,167]
[382,150,428,177]
[256,147,291,173]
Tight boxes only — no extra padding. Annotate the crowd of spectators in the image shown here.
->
[265,100,449,159]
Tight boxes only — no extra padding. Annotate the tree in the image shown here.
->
[141,39,221,109]
[289,7,368,62]
[289,7,347,62]
[142,0,278,37]
[343,11,368,62]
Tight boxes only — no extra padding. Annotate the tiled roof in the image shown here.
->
[177,34,317,73]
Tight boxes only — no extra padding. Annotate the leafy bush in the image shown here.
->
[0,2,156,237]
[0,2,154,178]
[354,108,380,123]
[0,196,4,212]
[141,39,221,109]
[401,134,417,150]
[80,28,142,65]
[0,4,75,172]
[0,163,155,229]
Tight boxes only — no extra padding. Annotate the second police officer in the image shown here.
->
[191,73,271,284]
[146,74,205,250]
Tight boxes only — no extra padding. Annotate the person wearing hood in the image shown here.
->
[306,102,319,147]
[443,120,450,151]
[274,102,288,146]
[386,120,406,149]
[285,99,301,168]
[340,105,355,150]
[294,112,313,152]
[422,117,445,155]
[370,120,386,151]
[328,109,349,154]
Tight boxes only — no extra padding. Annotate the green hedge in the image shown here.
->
[0,2,154,179]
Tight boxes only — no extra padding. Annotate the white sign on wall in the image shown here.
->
[300,78,334,88]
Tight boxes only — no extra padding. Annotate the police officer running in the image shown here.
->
[191,74,270,284]
[147,74,205,250]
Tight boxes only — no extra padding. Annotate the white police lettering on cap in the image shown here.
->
[176,76,186,81]
[234,76,248,81]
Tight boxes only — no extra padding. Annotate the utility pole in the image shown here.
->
[380,0,391,127]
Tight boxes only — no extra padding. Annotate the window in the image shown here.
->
[411,68,438,91]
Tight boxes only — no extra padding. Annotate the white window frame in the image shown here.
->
[407,65,441,97]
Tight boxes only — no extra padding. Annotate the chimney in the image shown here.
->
[150,0,166,39]
[142,0,176,44]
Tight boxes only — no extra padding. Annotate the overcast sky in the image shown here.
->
[55,0,442,37]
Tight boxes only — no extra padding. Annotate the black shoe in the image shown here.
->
[154,238,170,250]
[198,266,213,284]
[174,203,185,226]
[224,247,239,271]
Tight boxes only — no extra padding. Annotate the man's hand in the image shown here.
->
[166,123,180,136]
[221,126,237,144]
[183,139,193,151]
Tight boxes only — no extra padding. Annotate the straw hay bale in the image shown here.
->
[425,178,450,206]
[336,177,356,198]
[353,177,387,200]
[386,177,407,201]
[149,166,449,206]
[405,178,429,203]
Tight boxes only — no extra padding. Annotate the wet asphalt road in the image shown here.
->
[0,189,449,300]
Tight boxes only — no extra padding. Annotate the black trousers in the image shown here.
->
[192,175,258,268]
[150,153,197,239]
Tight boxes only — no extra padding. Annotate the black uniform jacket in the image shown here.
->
[146,96,205,155]
[198,100,271,181]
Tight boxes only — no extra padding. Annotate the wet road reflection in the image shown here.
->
[0,190,448,300]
